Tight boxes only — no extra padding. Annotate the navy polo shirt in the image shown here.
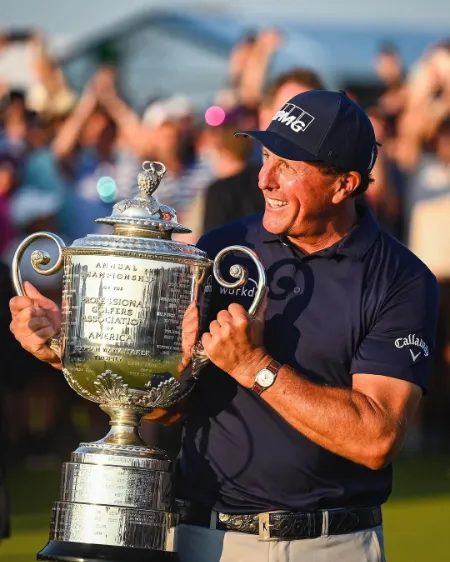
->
[174,206,438,513]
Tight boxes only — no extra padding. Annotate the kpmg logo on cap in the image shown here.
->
[272,103,315,133]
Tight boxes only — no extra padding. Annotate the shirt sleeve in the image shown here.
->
[350,268,438,393]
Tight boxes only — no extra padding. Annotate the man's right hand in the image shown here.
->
[10,281,62,369]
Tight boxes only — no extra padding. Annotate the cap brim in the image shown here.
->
[235,130,320,162]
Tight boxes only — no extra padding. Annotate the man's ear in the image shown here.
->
[331,171,361,204]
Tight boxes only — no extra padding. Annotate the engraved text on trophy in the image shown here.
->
[61,255,195,389]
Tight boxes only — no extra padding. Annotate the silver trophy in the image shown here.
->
[12,161,266,562]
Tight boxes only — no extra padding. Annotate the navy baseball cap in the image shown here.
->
[236,90,378,175]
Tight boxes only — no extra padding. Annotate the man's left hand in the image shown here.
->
[201,292,270,387]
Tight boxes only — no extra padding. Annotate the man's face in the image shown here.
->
[259,149,340,237]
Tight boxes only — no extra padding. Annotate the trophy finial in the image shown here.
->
[96,158,192,235]
[137,161,167,197]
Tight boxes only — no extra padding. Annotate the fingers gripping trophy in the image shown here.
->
[11,161,266,562]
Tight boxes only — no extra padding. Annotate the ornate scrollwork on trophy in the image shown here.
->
[94,370,132,405]
[77,441,161,454]
[31,250,51,269]
[91,372,185,410]
[114,197,160,215]
[63,368,188,411]
[134,378,182,409]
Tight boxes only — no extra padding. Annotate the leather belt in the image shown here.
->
[176,499,382,541]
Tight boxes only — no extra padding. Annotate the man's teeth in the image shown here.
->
[267,197,288,208]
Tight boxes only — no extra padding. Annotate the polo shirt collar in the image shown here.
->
[259,204,380,261]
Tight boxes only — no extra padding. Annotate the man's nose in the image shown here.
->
[258,159,277,191]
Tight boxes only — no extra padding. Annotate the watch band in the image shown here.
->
[251,359,282,396]
[251,381,265,396]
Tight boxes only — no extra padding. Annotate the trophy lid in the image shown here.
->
[67,160,210,265]
[95,161,191,238]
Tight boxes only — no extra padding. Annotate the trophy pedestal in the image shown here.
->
[37,540,180,561]
[37,431,180,562]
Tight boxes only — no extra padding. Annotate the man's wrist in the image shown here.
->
[230,350,272,389]
[251,358,283,395]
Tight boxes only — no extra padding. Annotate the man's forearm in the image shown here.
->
[258,363,403,470]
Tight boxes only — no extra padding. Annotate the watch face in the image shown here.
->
[256,368,276,388]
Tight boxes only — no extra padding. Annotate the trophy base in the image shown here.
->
[37,540,180,561]
[37,425,180,561]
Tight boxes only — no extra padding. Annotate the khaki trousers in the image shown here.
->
[173,523,386,562]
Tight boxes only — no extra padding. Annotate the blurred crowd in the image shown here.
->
[0,29,450,460]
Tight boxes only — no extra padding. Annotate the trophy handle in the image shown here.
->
[12,231,66,358]
[211,245,266,316]
[191,245,266,376]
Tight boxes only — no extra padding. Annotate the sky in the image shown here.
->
[0,0,448,92]
[0,0,449,42]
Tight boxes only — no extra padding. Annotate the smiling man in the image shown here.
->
[9,91,439,562]
[172,90,438,561]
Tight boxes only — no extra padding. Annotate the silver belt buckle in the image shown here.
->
[258,512,272,541]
